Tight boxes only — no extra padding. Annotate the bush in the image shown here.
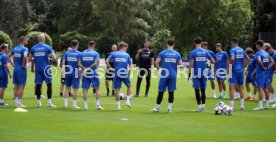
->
[26,31,53,50]
[0,30,12,48]
[59,31,90,51]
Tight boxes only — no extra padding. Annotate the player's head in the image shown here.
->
[144,40,150,49]
[215,43,222,52]
[264,43,271,51]
[67,47,72,51]
[265,44,274,56]
[111,44,117,52]
[118,41,128,51]
[202,42,208,49]
[88,41,96,49]
[194,37,202,46]
[19,36,28,45]
[38,33,46,43]
[167,39,175,48]
[0,43,9,53]
[231,37,239,47]
[255,40,264,50]
[71,39,79,49]
[246,47,254,57]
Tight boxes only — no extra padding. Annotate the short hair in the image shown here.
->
[71,40,79,47]
[20,36,27,43]
[194,37,202,44]
[266,46,273,52]
[264,43,271,49]
[88,41,96,46]
[167,39,175,46]
[231,37,239,44]
[255,40,264,46]
[216,43,222,47]
[0,43,8,50]
[202,42,208,46]
[118,41,128,49]
[246,47,254,54]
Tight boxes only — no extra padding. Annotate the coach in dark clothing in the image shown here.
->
[135,41,154,97]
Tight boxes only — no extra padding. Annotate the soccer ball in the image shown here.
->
[217,101,225,108]
[119,93,125,100]
[214,106,223,115]
[223,105,233,115]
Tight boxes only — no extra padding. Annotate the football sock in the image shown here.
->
[271,93,275,101]
[212,89,216,95]
[230,100,234,109]
[195,89,201,105]
[248,92,252,96]
[15,97,18,105]
[168,91,174,103]
[64,98,68,107]
[96,99,100,106]
[0,99,3,103]
[117,101,121,108]
[48,99,52,104]
[266,100,269,108]
[47,83,52,99]
[201,104,205,109]
[157,92,164,105]
[168,103,173,110]
[84,100,88,107]
[219,92,222,97]
[240,98,244,108]
[73,100,77,107]
[201,88,206,104]
[259,101,263,108]
[155,104,160,109]
[127,95,131,101]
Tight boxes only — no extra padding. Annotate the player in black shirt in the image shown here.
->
[105,44,117,96]
[135,41,154,97]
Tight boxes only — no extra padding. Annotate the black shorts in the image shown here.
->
[105,69,114,81]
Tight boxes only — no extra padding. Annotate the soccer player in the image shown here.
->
[252,40,274,110]
[29,34,57,107]
[245,47,257,101]
[265,44,276,106]
[8,36,28,108]
[78,41,103,110]
[59,47,72,97]
[202,42,216,98]
[135,41,154,97]
[62,40,81,109]
[0,44,12,106]
[228,37,249,111]
[106,41,133,110]
[151,39,182,112]
[214,43,229,99]
[105,44,117,96]
[189,37,215,111]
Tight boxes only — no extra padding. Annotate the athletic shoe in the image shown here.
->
[151,107,159,112]
[96,105,104,110]
[0,102,5,106]
[84,106,88,110]
[145,94,148,97]
[107,92,110,96]
[240,107,244,111]
[134,94,139,97]
[217,96,223,99]
[126,101,132,108]
[60,93,63,97]
[72,105,80,109]
[253,107,263,111]
[34,95,37,99]
[18,104,26,108]
[248,96,255,101]
[47,103,56,108]
[41,95,46,98]
[168,109,172,113]
[192,108,202,112]
[264,105,270,109]
[213,95,217,99]
[269,99,275,103]
[222,93,227,98]
[271,104,276,109]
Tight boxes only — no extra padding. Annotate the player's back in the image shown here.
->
[0,53,7,77]
[30,43,52,71]
[215,51,228,69]
[111,51,131,70]
[11,45,28,70]
[159,49,181,78]
[255,50,270,72]
[230,47,246,72]
[81,49,99,68]
[64,49,81,72]
[190,48,211,75]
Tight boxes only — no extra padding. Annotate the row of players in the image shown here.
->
[0,34,275,112]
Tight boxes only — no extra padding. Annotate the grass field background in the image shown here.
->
[0,67,276,142]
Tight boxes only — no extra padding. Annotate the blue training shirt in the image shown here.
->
[268,51,276,75]
[30,43,53,72]
[80,49,99,74]
[63,49,81,73]
[215,51,229,70]
[254,49,271,73]
[0,53,8,78]
[157,49,182,78]
[10,45,28,71]
[190,48,213,77]
[230,47,247,72]
[247,55,256,74]
[108,50,132,77]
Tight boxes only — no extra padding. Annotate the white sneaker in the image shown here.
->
[18,104,26,108]
[38,102,42,107]
[96,105,104,110]
[126,101,132,108]
[151,107,159,112]
[117,106,121,110]
[168,109,172,113]
[253,107,263,111]
[270,99,275,103]
[84,106,88,110]
[73,105,80,109]
[271,103,276,107]
[47,103,56,108]
[192,108,202,112]
[213,95,217,99]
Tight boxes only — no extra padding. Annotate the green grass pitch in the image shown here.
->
[0,68,276,142]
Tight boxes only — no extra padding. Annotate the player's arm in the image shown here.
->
[106,58,114,71]
[90,58,99,69]
[243,54,250,67]
[8,53,15,67]
[188,60,194,80]
[62,59,66,78]
[78,60,86,69]
[155,58,161,70]
[251,68,256,78]
[257,57,266,70]
[29,53,35,73]
[135,49,142,60]
[4,58,12,78]
[268,57,275,69]
[22,52,28,68]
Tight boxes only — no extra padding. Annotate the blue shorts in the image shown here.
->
[0,77,8,88]
[245,73,255,84]
[207,70,215,81]
[13,69,27,85]
[193,77,207,89]
[267,72,274,84]
[82,76,100,89]
[229,71,244,85]
[216,74,226,82]
[113,76,131,89]
[65,73,80,89]
[35,71,52,84]
[255,72,268,88]
[158,78,176,92]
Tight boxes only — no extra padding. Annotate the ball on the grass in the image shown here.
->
[214,106,223,115]
[223,105,233,115]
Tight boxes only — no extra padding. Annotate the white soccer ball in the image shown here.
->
[223,105,233,115]
[217,101,225,108]
[119,93,125,100]
[214,106,223,115]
